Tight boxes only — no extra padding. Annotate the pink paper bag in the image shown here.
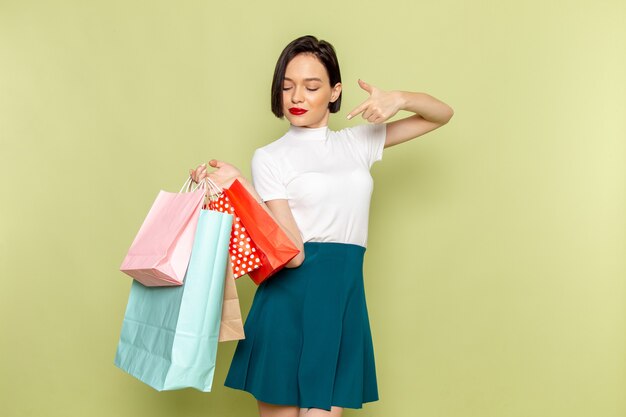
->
[120,178,206,286]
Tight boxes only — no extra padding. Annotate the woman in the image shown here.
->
[191,35,453,417]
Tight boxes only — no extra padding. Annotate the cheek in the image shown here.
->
[309,91,332,110]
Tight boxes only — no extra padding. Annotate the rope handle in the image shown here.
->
[204,177,223,209]
[179,176,209,193]
[181,166,224,209]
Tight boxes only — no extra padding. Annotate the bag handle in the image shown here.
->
[204,177,222,205]
[180,176,205,193]
[180,170,223,209]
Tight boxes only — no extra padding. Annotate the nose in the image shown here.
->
[290,86,304,104]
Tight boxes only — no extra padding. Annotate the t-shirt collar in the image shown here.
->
[287,124,329,140]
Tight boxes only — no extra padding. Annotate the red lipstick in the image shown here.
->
[289,107,308,115]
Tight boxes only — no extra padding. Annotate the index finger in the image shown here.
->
[347,101,369,120]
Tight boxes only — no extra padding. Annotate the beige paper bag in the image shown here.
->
[218,264,245,342]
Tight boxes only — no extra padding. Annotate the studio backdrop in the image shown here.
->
[1,1,624,416]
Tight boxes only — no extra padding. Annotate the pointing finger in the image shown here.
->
[347,101,369,120]
[362,105,376,121]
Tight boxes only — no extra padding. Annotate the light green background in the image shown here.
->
[1,1,624,416]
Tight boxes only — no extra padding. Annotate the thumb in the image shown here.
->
[209,159,221,168]
[358,79,373,94]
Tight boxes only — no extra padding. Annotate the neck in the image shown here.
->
[287,124,329,140]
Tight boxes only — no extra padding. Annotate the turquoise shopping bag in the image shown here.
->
[114,209,233,391]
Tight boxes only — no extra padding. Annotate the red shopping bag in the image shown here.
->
[208,193,262,279]
[224,179,300,285]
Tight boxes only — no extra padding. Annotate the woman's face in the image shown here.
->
[282,53,341,128]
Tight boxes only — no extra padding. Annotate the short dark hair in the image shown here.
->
[271,35,342,118]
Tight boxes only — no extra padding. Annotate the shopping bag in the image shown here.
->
[218,264,245,342]
[114,208,233,392]
[224,179,300,285]
[209,192,263,279]
[120,178,206,286]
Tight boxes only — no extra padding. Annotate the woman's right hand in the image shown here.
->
[189,163,208,184]
[189,159,242,189]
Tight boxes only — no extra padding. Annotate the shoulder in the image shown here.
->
[252,145,278,170]
[252,131,292,172]
[331,124,386,167]
[254,131,293,158]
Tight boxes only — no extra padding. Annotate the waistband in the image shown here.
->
[303,241,366,255]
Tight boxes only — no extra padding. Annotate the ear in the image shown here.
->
[330,82,342,103]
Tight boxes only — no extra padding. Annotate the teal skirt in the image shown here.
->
[224,242,378,411]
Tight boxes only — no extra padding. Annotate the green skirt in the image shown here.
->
[224,242,378,411]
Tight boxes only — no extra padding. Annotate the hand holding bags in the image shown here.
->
[120,178,206,286]
[115,207,233,391]
[224,179,300,285]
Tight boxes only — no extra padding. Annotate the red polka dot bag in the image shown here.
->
[224,179,300,285]
[206,182,263,279]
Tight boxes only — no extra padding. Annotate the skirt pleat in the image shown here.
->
[224,242,378,411]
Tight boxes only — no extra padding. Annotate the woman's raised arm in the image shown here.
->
[346,79,454,148]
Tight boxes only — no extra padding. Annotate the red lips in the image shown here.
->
[288,107,308,115]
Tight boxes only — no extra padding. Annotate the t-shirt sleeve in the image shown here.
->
[350,123,386,167]
[251,148,288,201]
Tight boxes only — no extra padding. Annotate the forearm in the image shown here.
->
[395,91,454,125]
[232,175,305,267]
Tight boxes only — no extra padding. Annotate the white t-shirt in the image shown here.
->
[251,124,386,247]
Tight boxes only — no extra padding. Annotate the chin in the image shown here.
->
[284,109,328,128]
[289,119,309,127]
[286,116,327,128]
[284,115,307,126]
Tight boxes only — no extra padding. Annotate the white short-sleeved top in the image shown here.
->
[251,123,386,247]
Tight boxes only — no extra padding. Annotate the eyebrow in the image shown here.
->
[284,77,323,82]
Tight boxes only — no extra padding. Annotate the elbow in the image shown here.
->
[441,105,454,125]
[285,250,305,268]
[447,106,454,122]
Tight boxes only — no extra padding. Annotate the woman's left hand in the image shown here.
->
[347,79,403,124]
